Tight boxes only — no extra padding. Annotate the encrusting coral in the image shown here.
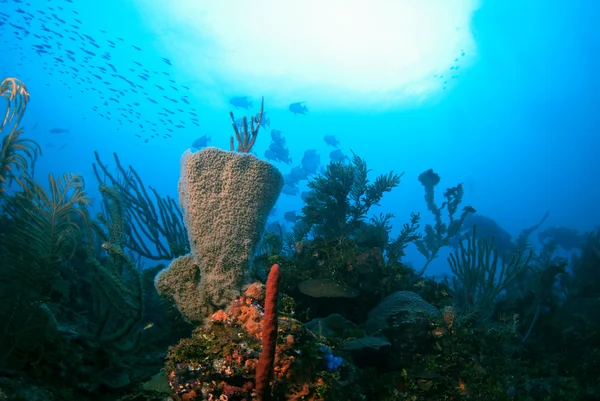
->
[164,277,351,401]
[156,146,284,324]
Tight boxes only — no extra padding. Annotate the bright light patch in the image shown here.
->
[137,0,480,110]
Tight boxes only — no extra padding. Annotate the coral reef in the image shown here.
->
[2,77,600,401]
[164,281,358,401]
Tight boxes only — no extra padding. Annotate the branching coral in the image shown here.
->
[229,97,264,153]
[0,77,40,193]
[448,227,532,321]
[84,183,145,348]
[415,169,475,275]
[301,152,401,240]
[387,212,422,263]
[0,173,91,368]
[93,151,189,260]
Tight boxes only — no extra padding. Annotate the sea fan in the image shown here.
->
[0,173,90,368]
[0,77,41,193]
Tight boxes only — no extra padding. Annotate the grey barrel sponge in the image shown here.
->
[156,147,283,324]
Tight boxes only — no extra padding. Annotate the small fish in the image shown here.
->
[229,96,252,110]
[329,149,348,162]
[258,112,270,129]
[301,149,320,174]
[143,322,154,330]
[192,134,211,149]
[284,210,297,223]
[269,141,286,155]
[266,221,282,234]
[284,174,298,187]
[289,101,308,115]
[270,129,285,145]
[323,135,339,148]
[282,185,299,196]
[49,128,69,134]
[264,149,279,162]
[290,166,308,181]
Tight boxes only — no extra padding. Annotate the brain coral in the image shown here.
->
[155,147,283,324]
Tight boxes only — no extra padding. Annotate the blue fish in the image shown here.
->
[49,128,69,134]
[290,166,309,181]
[284,174,299,187]
[271,129,285,145]
[301,150,320,175]
[258,112,270,129]
[264,149,279,162]
[329,149,348,163]
[192,134,211,149]
[229,96,252,110]
[289,101,308,115]
[284,210,297,223]
[282,185,299,196]
[323,135,339,148]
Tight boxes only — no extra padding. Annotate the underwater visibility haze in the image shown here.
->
[0,0,599,400]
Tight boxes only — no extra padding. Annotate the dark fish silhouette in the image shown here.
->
[284,211,297,223]
[270,129,285,145]
[289,101,308,115]
[284,174,299,187]
[192,134,211,149]
[290,166,308,181]
[282,185,299,196]
[323,134,339,148]
[456,214,514,255]
[229,96,252,109]
[301,149,320,174]
[266,221,283,234]
[264,149,279,162]
[258,112,271,129]
[329,149,348,162]
[49,128,69,134]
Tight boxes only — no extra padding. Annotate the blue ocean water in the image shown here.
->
[1,0,597,279]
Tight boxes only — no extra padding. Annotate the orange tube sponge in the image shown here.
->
[255,264,281,400]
